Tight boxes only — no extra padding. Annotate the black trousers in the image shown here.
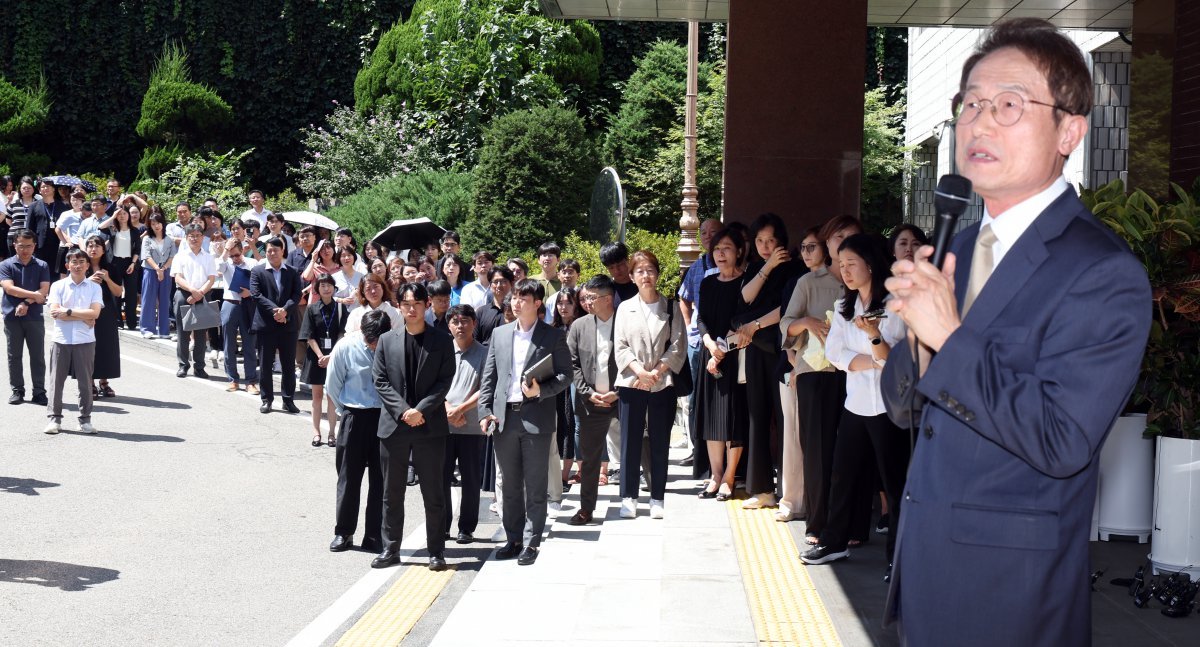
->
[744,343,784,494]
[443,434,486,534]
[577,407,618,513]
[257,330,297,402]
[796,371,846,537]
[617,387,674,501]
[108,256,136,328]
[821,410,909,560]
[493,413,552,547]
[174,292,208,371]
[334,407,383,541]
[5,317,46,395]
[380,433,447,555]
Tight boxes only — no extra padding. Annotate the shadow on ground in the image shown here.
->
[0,476,61,495]
[0,559,120,591]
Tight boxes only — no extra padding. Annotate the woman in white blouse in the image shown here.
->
[333,247,363,313]
[800,233,908,575]
[613,250,686,520]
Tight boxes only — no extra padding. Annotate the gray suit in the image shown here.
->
[478,319,571,547]
[567,313,619,514]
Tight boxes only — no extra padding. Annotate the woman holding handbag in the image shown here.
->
[613,250,686,520]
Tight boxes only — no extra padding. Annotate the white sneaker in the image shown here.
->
[649,499,665,519]
[209,350,220,368]
[548,501,563,512]
[619,498,637,519]
[80,422,97,434]
[43,421,60,435]
[141,330,152,339]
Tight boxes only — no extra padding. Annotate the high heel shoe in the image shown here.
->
[698,488,718,499]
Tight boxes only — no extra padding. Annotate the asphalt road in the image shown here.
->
[0,319,493,646]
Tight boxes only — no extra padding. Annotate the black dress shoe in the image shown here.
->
[194,368,210,379]
[495,542,522,560]
[8,392,23,405]
[329,535,354,552]
[30,393,48,406]
[567,511,593,526]
[361,537,383,553]
[679,453,694,466]
[455,531,473,544]
[516,546,539,566]
[428,553,447,571]
[371,548,400,568]
[176,368,187,378]
[260,401,272,414]
[281,399,301,414]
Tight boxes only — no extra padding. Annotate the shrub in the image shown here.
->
[561,227,683,296]
[326,170,474,247]
[0,74,50,176]
[151,149,253,219]
[137,143,186,181]
[460,105,599,257]
[136,43,233,146]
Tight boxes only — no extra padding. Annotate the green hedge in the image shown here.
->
[326,170,474,247]
[560,228,684,297]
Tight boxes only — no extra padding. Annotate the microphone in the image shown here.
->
[929,174,973,269]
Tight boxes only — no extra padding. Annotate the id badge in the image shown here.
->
[322,337,333,350]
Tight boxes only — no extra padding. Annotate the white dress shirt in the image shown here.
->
[507,321,536,402]
[825,296,907,417]
[595,315,613,394]
[218,257,259,302]
[170,247,217,289]
[461,280,490,310]
[344,302,401,333]
[979,176,1069,270]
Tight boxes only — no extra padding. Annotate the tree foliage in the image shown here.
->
[603,41,689,174]
[151,149,255,218]
[460,105,599,257]
[560,228,683,297]
[325,170,475,246]
[0,74,50,175]
[353,0,601,168]
[861,86,919,232]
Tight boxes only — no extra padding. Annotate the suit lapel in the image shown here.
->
[525,321,544,369]
[395,329,408,384]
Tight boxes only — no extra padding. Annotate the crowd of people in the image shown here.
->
[3,175,932,575]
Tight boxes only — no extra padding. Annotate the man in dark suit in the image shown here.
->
[371,282,456,571]
[881,19,1151,646]
[565,276,620,526]
[478,279,571,565]
[250,238,303,414]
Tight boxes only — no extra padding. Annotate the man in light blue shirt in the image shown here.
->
[325,309,391,555]
[73,197,106,245]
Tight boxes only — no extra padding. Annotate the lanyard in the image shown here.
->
[320,302,335,335]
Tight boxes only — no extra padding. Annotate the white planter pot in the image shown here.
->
[1097,414,1153,542]
[1149,435,1200,577]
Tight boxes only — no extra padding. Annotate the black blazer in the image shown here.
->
[373,325,455,440]
[249,262,302,333]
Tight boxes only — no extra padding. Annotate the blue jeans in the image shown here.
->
[220,300,258,383]
[140,267,171,336]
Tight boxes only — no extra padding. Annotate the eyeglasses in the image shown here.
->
[952,91,1070,127]
[800,243,821,253]
[583,293,611,302]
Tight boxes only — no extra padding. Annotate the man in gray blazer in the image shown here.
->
[565,276,620,526]
[371,282,456,571]
[478,279,571,566]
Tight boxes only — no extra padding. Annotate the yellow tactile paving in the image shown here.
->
[335,564,455,647]
[727,500,843,647]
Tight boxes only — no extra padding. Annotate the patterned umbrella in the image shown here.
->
[38,175,98,193]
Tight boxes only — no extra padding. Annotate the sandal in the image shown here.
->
[805,533,820,545]
[92,385,101,399]
[327,436,336,447]
[598,473,609,486]
[100,383,116,398]
[311,435,322,447]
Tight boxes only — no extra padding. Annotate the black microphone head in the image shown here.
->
[934,174,973,216]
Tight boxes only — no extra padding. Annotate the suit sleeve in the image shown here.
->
[568,323,595,400]
[916,252,1151,478]
[251,267,281,317]
[478,339,498,420]
[413,335,456,417]
[373,335,414,421]
[613,307,636,373]
[283,269,301,312]
[536,328,572,401]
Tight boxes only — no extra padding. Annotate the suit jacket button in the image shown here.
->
[938,391,948,403]
[964,411,976,422]
[955,404,966,416]
[924,425,934,439]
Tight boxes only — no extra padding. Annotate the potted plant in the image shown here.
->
[1082,179,1200,572]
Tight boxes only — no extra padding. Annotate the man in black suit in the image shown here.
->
[478,279,571,566]
[565,276,620,526]
[371,282,456,571]
[250,238,302,414]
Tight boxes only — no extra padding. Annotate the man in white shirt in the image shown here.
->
[459,251,494,310]
[216,238,260,394]
[240,189,271,230]
[44,248,104,434]
[166,202,194,247]
[263,212,296,254]
[171,224,218,379]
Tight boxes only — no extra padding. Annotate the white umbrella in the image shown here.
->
[282,211,339,231]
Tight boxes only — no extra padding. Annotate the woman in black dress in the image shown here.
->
[82,235,123,398]
[694,227,749,500]
[300,274,345,447]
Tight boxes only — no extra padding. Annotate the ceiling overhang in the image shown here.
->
[538,0,1133,30]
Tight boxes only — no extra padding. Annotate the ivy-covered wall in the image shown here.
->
[0,0,413,191]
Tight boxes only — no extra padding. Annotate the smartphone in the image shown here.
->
[862,308,887,320]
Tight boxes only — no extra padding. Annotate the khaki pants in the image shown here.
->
[778,377,805,515]
[47,341,95,423]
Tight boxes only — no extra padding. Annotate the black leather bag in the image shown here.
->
[665,300,693,397]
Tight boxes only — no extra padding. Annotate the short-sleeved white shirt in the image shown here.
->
[48,276,103,345]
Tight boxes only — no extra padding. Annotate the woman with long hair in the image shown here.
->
[438,252,467,305]
[800,233,907,572]
[332,246,363,313]
[344,273,400,333]
[82,235,124,398]
[363,240,386,265]
[694,227,749,500]
[300,274,345,447]
[888,223,929,263]
[386,257,406,299]
[613,250,686,519]
[99,207,140,329]
[139,211,176,339]
[551,286,585,487]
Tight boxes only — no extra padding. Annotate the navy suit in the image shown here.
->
[882,188,1151,646]
[249,262,302,402]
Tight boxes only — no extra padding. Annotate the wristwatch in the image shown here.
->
[66,308,73,318]
[871,337,882,345]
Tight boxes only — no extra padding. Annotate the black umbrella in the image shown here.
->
[39,175,98,193]
[371,218,445,252]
